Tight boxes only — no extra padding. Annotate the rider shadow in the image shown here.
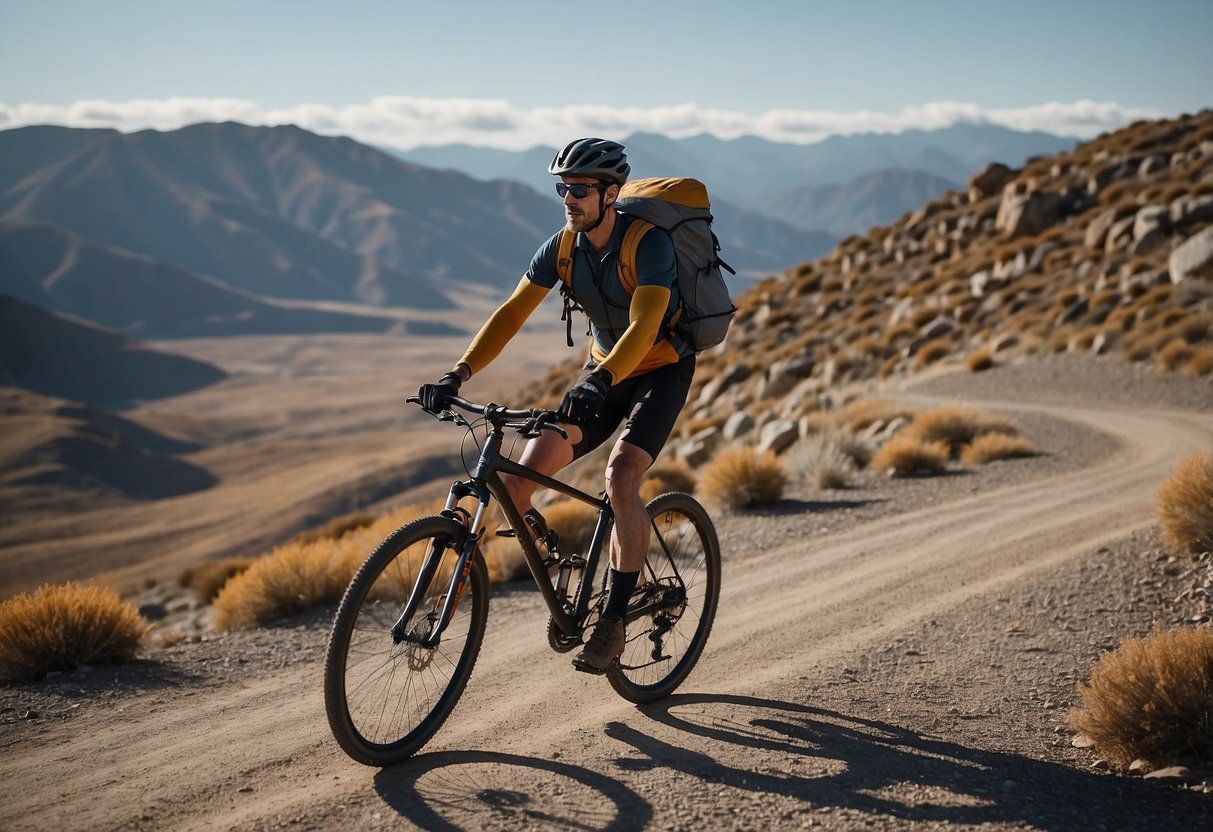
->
[372,749,652,832]
[614,693,1210,829]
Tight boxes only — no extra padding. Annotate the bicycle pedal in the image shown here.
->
[495,528,517,538]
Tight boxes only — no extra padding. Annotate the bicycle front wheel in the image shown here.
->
[607,492,720,703]
[324,515,489,766]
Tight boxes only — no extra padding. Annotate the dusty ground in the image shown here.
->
[2,353,1212,831]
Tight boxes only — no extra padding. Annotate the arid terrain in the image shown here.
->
[2,336,1210,831]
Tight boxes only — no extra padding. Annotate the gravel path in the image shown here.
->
[2,355,1211,831]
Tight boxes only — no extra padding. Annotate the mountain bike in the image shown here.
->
[323,395,721,767]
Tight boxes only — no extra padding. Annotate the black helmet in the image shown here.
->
[548,137,630,185]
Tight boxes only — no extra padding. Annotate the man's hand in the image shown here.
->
[557,368,612,426]
[418,371,463,413]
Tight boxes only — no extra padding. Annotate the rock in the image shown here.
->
[1138,153,1168,177]
[1028,241,1060,272]
[1131,205,1171,256]
[1169,227,1213,283]
[996,190,1064,239]
[1128,758,1153,775]
[1081,208,1115,251]
[138,602,168,621]
[764,356,815,399]
[696,363,750,406]
[679,436,715,468]
[970,270,994,297]
[1142,766,1200,785]
[1104,215,1137,253]
[757,419,799,455]
[969,162,1015,202]
[722,411,754,441]
[1057,298,1090,325]
[1172,193,1213,228]
[1071,734,1095,748]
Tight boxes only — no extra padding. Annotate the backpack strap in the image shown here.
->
[554,228,581,346]
[616,218,653,295]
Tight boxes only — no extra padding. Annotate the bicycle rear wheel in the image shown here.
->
[607,492,720,703]
[324,515,489,766]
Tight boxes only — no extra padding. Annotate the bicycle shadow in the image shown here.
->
[619,692,1210,829]
[372,749,651,831]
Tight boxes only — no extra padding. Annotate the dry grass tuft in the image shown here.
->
[965,349,996,372]
[960,433,1035,464]
[642,459,698,500]
[869,435,950,477]
[287,513,376,547]
[1156,452,1213,555]
[1184,346,1213,376]
[212,502,441,630]
[786,433,858,489]
[903,406,1020,457]
[838,398,917,432]
[1070,627,1213,770]
[0,583,150,682]
[179,557,254,601]
[698,447,787,510]
[538,498,602,556]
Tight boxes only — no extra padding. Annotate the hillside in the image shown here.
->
[622,111,1213,460]
[0,220,420,338]
[0,295,228,406]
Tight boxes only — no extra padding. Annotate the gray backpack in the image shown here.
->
[555,177,736,351]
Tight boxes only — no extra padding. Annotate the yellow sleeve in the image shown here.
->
[457,277,550,375]
[596,285,671,384]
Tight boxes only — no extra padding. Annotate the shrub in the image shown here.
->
[839,398,916,432]
[964,349,995,372]
[903,406,1021,457]
[642,459,698,500]
[786,433,858,489]
[179,557,253,601]
[1185,346,1213,376]
[914,340,952,369]
[1070,627,1213,770]
[1156,339,1195,372]
[212,501,442,630]
[287,513,376,547]
[538,498,601,555]
[1157,452,1213,555]
[961,434,1035,464]
[698,447,786,510]
[869,435,949,476]
[0,583,150,682]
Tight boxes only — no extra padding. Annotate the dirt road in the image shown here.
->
[2,395,1211,831]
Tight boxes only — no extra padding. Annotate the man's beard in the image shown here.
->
[565,205,598,233]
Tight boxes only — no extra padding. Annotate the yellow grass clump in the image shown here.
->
[869,435,950,477]
[1156,452,1213,555]
[960,433,1035,465]
[903,405,1021,457]
[212,501,441,630]
[0,583,150,682]
[1070,627,1213,770]
[964,349,995,372]
[179,557,254,601]
[697,447,786,510]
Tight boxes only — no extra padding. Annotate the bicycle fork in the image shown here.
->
[390,480,489,648]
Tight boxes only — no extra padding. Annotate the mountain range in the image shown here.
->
[397,123,1076,234]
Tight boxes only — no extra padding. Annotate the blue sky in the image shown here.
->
[1,0,1209,149]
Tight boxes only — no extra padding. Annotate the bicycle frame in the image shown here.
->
[392,400,614,647]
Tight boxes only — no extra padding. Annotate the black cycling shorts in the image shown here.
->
[571,354,696,462]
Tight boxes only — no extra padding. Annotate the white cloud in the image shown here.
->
[0,96,1167,149]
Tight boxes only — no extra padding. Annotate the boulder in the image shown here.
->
[696,362,751,406]
[996,190,1064,239]
[757,419,799,455]
[1132,205,1171,256]
[722,410,755,441]
[1171,193,1213,228]
[1138,153,1169,177]
[1169,227,1213,283]
[968,162,1014,202]
[1084,208,1118,251]
[764,355,815,398]
[1104,215,1137,253]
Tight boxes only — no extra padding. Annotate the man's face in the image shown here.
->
[561,175,617,233]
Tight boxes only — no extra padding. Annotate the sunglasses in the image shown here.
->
[556,182,609,199]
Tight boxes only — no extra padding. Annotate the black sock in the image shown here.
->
[603,569,640,620]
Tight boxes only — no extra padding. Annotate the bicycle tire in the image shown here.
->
[606,492,720,703]
[324,514,489,766]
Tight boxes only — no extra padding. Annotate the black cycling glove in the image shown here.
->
[556,368,612,426]
[418,371,463,413]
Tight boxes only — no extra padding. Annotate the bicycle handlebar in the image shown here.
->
[406,395,568,439]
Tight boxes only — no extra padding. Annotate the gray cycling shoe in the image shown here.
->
[572,615,625,674]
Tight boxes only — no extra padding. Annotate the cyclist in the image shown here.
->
[418,137,696,674]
